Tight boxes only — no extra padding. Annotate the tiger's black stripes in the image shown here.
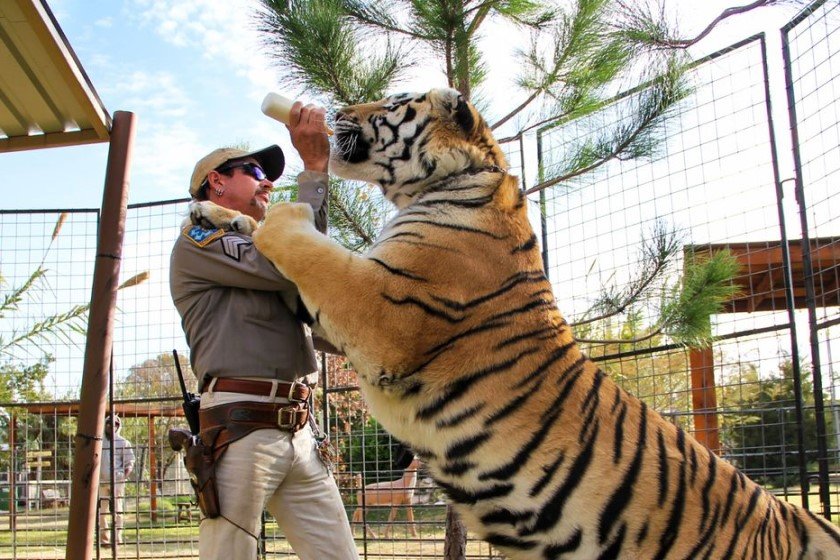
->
[479,375,575,482]
[613,400,628,464]
[485,533,539,552]
[485,353,585,434]
[494,326,561,351]
[438,479,514,505]
[657,430,669,507]
[530,451,566,498]
[698,446,718,535]
[429,272,547,312]
[598,523,628,560]
[653,427,688,560]
[542,528,582,558]
[721,486,765,558]
[481,508,535,527]
[418,194,495,208]
[441,460,476,476]
[436,403,486,429]
[416,347,541,421]
[381,293,466,323]
[370,257,428,281]
[522,421,601,536]
[598,402,648,545]
[806,509,840,547]
[446,430,492,461]
[394,218,509,239]
[512,341,576,391]
[513,234,538,254]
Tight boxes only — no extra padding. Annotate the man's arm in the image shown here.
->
[287,102,330,234]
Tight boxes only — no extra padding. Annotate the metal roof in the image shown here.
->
[0,0,110,153]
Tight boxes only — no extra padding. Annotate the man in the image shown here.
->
[169,102,358,560]
[99,414,135,547]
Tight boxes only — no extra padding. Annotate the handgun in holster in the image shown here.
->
[169,427,223,518]
[168,350,221,518]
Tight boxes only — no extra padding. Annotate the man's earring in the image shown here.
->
[214,187,224,197]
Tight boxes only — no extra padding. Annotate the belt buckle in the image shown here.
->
[285,380,308,402]
[286,381,301,402]
[277,406,299,431]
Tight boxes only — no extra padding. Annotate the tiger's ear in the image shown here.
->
[430,88,477,135]
[453,96,476,135]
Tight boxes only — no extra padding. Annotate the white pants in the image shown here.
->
[199,388,358,560]
[98,481,125,544]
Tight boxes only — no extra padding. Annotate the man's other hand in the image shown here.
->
[288,102,330,174]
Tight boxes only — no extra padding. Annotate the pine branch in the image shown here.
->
[526,54,690,195]
[257,0,408,105]
[340,0,431,39]
[574,249,741,348]
[660,249,741,347]
[572,220,679,327]
[328,181,381,251]
[613,0,791,51]
[499,0,620,131]
[1,268,47,319]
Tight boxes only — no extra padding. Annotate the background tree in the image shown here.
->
[718,358,833,486]
[115,352,194,484]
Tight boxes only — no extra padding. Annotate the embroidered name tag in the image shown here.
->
[183,225,224,248]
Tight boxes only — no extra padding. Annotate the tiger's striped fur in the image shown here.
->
[220,88,840,558]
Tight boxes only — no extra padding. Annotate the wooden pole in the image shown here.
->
[149,417,158,522]
[65,110,135,560]
[689,347,721,454]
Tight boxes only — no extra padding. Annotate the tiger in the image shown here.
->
[190,88,840,559]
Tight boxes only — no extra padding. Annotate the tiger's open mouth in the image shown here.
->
[333,119,370,164]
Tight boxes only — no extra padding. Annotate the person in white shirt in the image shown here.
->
[99,414,135,547]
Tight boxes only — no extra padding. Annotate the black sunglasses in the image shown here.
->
[199,162,268,198]
[216,162,268,182]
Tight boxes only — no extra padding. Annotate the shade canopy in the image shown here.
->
[0,0,110,153]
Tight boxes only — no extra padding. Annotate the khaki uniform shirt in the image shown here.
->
[170,171,328,391]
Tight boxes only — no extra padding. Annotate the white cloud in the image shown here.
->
[131,120,206,197]
[102,70,193,118]
[130,0,280,101]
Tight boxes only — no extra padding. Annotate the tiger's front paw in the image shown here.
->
[188,201,258,235]
[263,203,315,232]
[253,203,315,254]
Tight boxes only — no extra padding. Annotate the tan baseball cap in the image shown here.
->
[189,144,285,199]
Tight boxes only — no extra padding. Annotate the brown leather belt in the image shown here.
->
[210,378,311,401]
[199,401,309,456]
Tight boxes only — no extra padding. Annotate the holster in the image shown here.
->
[169,426,225,519]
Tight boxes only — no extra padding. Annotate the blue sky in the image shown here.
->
[2,0,797,211]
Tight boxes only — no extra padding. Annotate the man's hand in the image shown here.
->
[288,102,330,173]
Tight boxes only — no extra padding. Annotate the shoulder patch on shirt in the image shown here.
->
[182,225,225,248]
[221,235,251,261]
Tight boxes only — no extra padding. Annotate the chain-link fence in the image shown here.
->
[1,1,840,558]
